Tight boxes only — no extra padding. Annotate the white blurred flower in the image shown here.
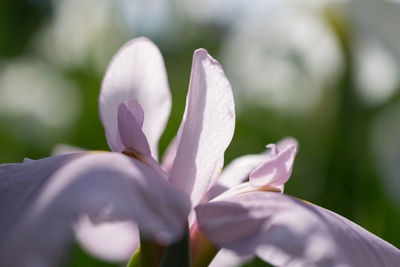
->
[118,0,176,38]
[0,59,81,131]
[184,0,400,112]
[183,0,346,26]
[219,0,343,114]
[354,37,399,106]
[182,0,279,26]
[35,0,125,72]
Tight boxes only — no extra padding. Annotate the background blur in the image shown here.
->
[1,0,400,266]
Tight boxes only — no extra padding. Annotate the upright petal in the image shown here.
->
[118,100,151,156]
[249,140,297,188]
[0,152,190,267]
[217,153,269,188]
[204,153,270,201]
[220,137,298,189]
[169,49,235,206]
[196,192,400,267]
[161,137,177,174]
[99,37,171,159]
[206,138,297,201]
[74,217,140,262]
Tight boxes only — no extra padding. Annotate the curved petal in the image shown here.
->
[217,154,269,188]
[196,192,400,267]
[0,153,79,243]
[118,100,151,156]
[75,217,140,262]
[205,138,298,201]
[204,153,270,201]
[169,49,235,207]
[0,152,190,267]
[208,249,249,267]
[161,136,177,174]
[249,140,297,188]
[99,37,171,159]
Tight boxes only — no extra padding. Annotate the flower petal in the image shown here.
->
[161,137,177,174]
[196,192,400,267]
[206,138,298,201]
[249,139,297,188]
[217,154,269,188]
[0,153,79,243]
[0,152,190,267]
[208,249,249,267]
[99,37,171,159]
[75,217,140,262]
[169,49,235,206]
[118,99,151,156]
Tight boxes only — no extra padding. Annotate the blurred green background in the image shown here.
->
[1,0,400,266]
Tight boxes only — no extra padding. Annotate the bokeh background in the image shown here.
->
[1,0,400,266]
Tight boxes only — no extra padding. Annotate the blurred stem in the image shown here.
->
[190,223,218,267]
[323,2,400,247]
[160,225,191,267]
[140,238,164,267]
[324,4,361,217]
[127,247,142,267]
[324,4,383,218]
[127,235,164,267]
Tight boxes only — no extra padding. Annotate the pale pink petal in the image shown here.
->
[118,100,151,156]
[249,140,297,188]
[196,192,400,267]
[75,217,139,262]
[124,98,145,127]
[0,152,190,267]
[218,153,269,188]
[138,154,169,180]
[208,249,248,267]
[206,138,298,201]
[277,137,298,150]
[204,153,270,201]
[203,183,229,204]
[161,137,177,174]
[116,99,168,180]
[169,49,235,207]
[0,154,79,242]
[99,37,171,159]
[210,182,280,203]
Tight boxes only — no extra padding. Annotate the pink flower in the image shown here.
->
[0,37,399,267]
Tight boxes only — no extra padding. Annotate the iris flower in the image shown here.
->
[0,38,399,267]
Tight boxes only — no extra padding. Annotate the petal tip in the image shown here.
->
[193,48,220,66]
[121,36,156,51]
[194,48,209,57]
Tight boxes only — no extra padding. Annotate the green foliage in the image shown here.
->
[1,1,399,266]
[67,243,119,267]
[242,257,274,267]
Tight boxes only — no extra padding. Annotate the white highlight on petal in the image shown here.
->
[169,49,235,207]
[249,140,297,188]
[100,37,171,159]
[74,216,139,262]
[196,192,400,267]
